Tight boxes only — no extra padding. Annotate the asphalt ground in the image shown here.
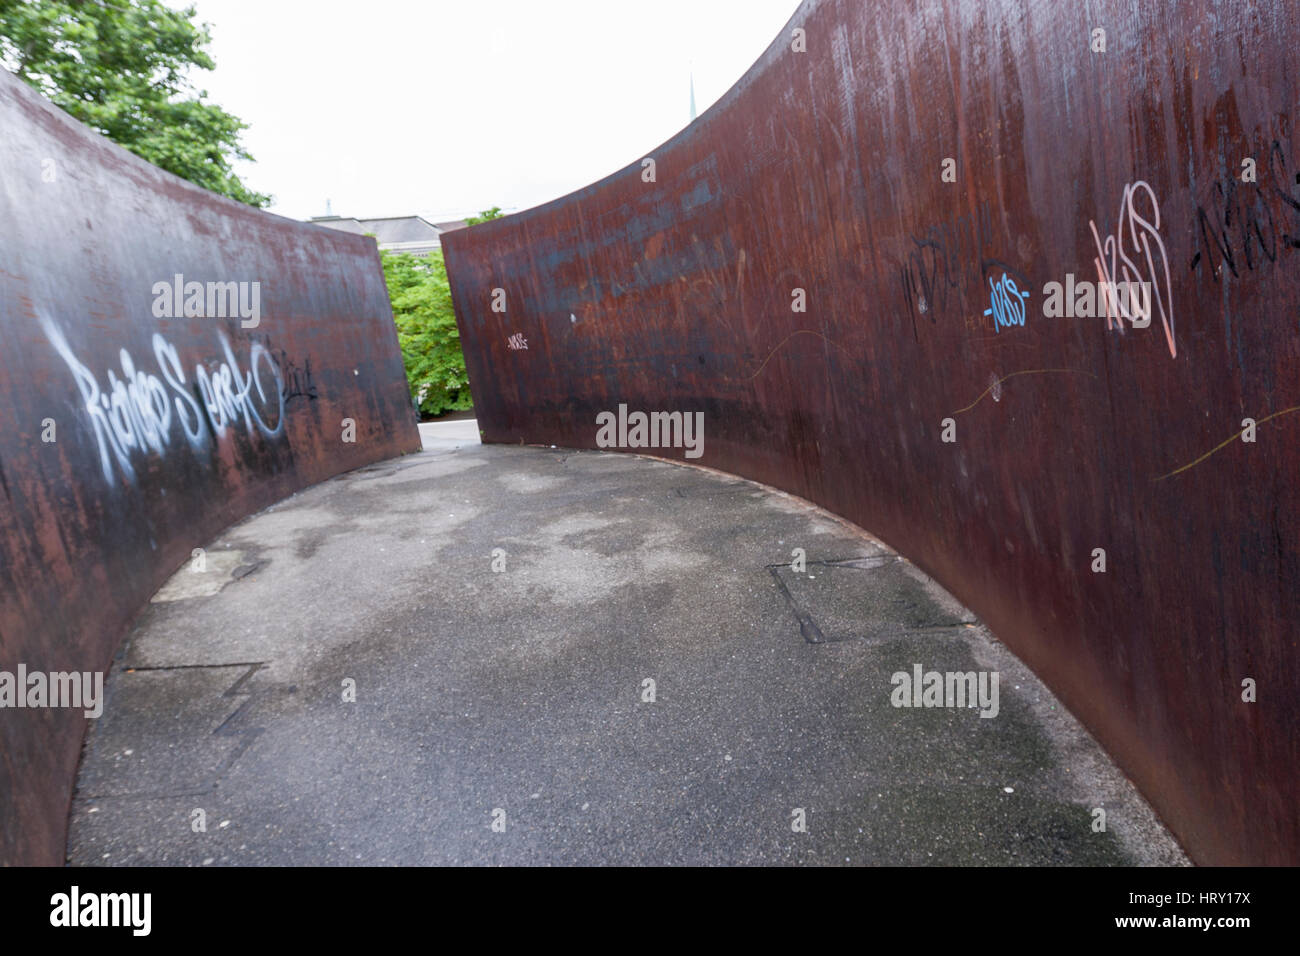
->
[66,421,1187,865]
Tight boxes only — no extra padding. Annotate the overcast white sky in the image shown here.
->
[180,0,802,223]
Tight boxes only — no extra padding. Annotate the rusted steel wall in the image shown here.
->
[0,71,421,865]
[444,0,1300,864]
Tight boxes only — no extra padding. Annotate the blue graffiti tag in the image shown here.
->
[984,273,1030,333]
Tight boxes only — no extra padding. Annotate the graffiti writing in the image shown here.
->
[277,350,318,404]
[984,272,1030,332]
[1189,141,1300,283]
[898,200,995,325]
[42,318,286,485]
[1089,180,1176,358]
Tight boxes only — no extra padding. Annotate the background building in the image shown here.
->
[309,213,467,256]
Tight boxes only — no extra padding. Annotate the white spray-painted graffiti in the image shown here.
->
[42,319,286,485]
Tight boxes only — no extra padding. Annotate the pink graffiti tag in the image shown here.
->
[1089,180,1176,358]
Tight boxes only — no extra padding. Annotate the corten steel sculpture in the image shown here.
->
[444,0,1300,864]
[0,70,421,865]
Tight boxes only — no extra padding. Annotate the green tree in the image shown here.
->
[466,206,504,225]
[0,0,270,207]
[381,248,472,418]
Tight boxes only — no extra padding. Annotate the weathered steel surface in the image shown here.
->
[0,70,421,865]
[443,0,1300,864]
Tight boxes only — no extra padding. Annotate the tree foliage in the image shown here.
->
[0,0,270,206]
[381,248,472,418]
[466,206,504,225]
